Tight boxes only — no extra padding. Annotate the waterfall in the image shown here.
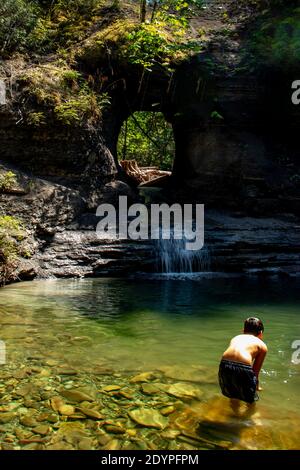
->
[155,235,210,274]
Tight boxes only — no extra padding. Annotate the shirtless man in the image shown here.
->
[219,317,268,404]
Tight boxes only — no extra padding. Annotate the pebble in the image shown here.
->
[78,437,95,450]
[57,369,78,376]
[50,396,64,412]
[128,408,168,430]
[104,424,126,435]
[1,443,16,450]
[22,443,45,450]
[98,434,112,446]
[33,425,50,435]
[60,389,94,403]
[15,428,34,440]
[0,412,16,424]
[59,405,76,416]
[160,406,175,416]
[37,412,58,423]
[19,416,38,428]
[68,413,86,420]
[161,429,181,439]
[130,372,156,383]
[77,408,103,420]
[102,439,119,450]
[102,385,121,392]
[141,383,162,395]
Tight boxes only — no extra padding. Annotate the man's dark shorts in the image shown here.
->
[218,359,258,404]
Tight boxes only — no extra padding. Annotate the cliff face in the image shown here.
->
[0,0,299,281]
[90,2,300,214]
[1,2,299,210]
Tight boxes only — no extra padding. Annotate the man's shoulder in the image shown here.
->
[256,337,268,351]
[232,334,245,340]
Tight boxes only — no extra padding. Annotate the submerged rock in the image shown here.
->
[102,439,120,450]
[60,389,94,403]
[76,408,103,420]
[15,383,38,397]
[165,383,203,400]
[161,429,181,439]
[22,442,45,450]
[50,396,64,412]
[58,404,75,416]
[55,422,88,446]
[128,408,168,430]
[32,425,50,436]
[46,441,74,450]
[102,385,121,392]
[36,412,58,424]
[68,413,87,420]
[160,406,176,416]
[0,412,16,424]
[78,437,95,450]
[57,368,78,376]
[19,415,39,428]
[159,365,210,383]
[15,428,34,440]
[97,433,112,447]
[130,372,156,383]
[140,383,162,396]
[104,424,126,435]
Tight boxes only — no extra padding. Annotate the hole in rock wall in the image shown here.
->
[117,111,175,186]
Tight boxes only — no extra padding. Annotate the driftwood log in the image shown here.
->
[120,160,171,184]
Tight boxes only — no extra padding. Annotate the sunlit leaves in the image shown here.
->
[118,112,174,170]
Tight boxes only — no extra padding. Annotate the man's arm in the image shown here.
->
[253,344,268,390]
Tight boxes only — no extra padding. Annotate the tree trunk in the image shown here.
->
[140,0,147,23]
[150,1,158,23]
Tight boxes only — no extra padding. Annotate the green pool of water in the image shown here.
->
[0,276,299,450]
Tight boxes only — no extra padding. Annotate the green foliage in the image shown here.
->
[126,24,177,70]
[61,69,82,86]
[210,111,224,121]
[0,0,104,54]
[81,19,137,63]
[118,111,174,170]
[147,1,204,27]
[0,0,203,62]
[124,22,201,72]
[126,0,203,71]
[54,101,82,124]
[0,171,17,192]
[27,112,46,127]
[245,7,300,69]
[50,0,101,16]
[20,64,110,127]
[54,90,110,125]
[0,215,28,285]
[122,1,205,72]
[0,0,39,54]
[80,2,203,72]
[33,0,102,51]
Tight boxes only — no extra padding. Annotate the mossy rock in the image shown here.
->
[246,6,300,70]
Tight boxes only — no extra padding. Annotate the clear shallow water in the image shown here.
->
[0,277,300,450]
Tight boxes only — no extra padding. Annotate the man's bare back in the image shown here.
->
[218,317,267,403]
[222,334,268,386]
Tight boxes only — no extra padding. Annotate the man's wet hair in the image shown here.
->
[244,317,264,336]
